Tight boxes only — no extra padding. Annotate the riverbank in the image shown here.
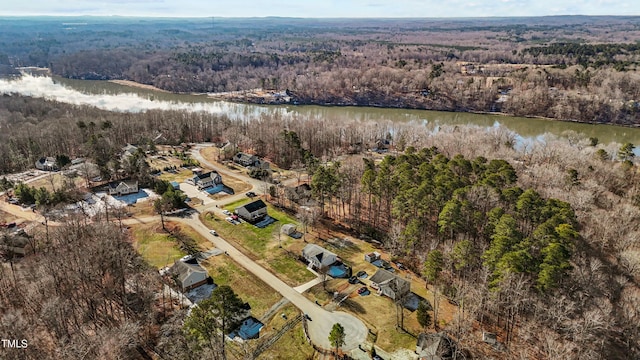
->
[108,79,170,93]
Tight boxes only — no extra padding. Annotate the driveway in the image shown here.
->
[171,213,368,351]
[179,182,215,206]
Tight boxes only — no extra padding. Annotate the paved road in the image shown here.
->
[162,214,368,351]
[5,145,369,351]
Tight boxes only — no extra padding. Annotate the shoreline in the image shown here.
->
[108,79,170,93]
[109,78,639,129]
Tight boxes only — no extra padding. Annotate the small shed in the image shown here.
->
[281,223,297,235]
[364,251,381,263]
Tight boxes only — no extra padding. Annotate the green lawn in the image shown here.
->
[132,224,185,269]
[201,201,314,286]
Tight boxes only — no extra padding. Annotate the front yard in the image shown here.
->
[200,200,315,287]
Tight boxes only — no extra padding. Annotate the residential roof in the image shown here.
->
[108,180,138,190]
[370,269,410,293]
[240,199,267,213]
[170,258,208,285]
[235,152,256,162]
[194,171,219,180]
[302,244,336,264]
[417,332,454,360]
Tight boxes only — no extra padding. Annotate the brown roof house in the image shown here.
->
[168,257,210,292]
[369,268,410,301]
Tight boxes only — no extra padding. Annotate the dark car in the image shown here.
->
[395,262,406,270]
[356,270,367,278]
[348,276,359,284]
[357,286,368,294]
[246,191,256,197]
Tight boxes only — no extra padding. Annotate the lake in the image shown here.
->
[2,74,640,146]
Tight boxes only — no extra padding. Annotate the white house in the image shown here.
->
[108,180,139,196]
[188,171,222,189]
[35,157,58,171]
[302,244,337,270]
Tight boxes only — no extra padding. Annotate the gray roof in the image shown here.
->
[416,332,454,360]
[108,180,138,190]
[369,268,410,293]
[194,171,219,181]
[169,259,208,285]
[302,244,336,263]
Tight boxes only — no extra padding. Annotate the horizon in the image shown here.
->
[1,0,639,18]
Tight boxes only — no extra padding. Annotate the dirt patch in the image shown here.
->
[109,79,169,93]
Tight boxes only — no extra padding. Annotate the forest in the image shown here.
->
[2,16,640,124]
[1,94,640,359]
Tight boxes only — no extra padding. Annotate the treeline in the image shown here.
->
[0,221,161,359]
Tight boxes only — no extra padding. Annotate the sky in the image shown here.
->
[0,0,639,18]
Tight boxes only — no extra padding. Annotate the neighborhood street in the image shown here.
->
[167,213,369,351]
[4,145,369,351]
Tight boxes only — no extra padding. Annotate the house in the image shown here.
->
[168,257,210,292]
[235,200,267,222]
[35,157,58,171]
[369,269,410,301]
[122,144,139,158]
[234,152,258,167]
[234,152,269,169]
[187,171,222,189]
[364,251,381,263]
[108,180,139,196]
[416,332,455,360]
[302,244,337,270]
[228,316,264,342]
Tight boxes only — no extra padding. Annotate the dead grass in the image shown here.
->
[200,254,281,317]
[0,210,18,224]
[28,173,86,192]
[157,169,194,183]
[259,304,316,360]
[130,222,185,269]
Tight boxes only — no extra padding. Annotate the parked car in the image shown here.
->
[356,270,367,278]
[348,276,359,284]
[209,230,218,236]
[357,286,368,294]
[395,262,406,270]
[246,191,256,197]
[225,217,235,224]
[222,209,231,215]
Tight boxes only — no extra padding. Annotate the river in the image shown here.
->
[2,74,640,146]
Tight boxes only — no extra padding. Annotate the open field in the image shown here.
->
[130,222,186,269]
[200,254,282,317]
[259,304,316,360]
[201,201,315,287]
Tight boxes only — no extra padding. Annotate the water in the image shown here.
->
[2,74,640,146]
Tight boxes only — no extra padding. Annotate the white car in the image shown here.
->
[209,229,218,236]
[222,210,231,215]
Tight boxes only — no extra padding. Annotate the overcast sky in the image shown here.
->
[1,0,638,18]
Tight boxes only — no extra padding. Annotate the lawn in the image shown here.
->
[200,255,281,317]
[130,223,186,269]
[157,168,193,183]
[305,281,420,353]
[200,202,315,287]
[28,173,86,192]
[258,304,316,360]
[130,221,212,269]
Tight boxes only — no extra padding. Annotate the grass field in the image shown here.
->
[131,223,186,269]
[200,201,315,286]
[130,221,212,269]
[157,169,193,183]
[200,255,281,317]
[259,304,316,360]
